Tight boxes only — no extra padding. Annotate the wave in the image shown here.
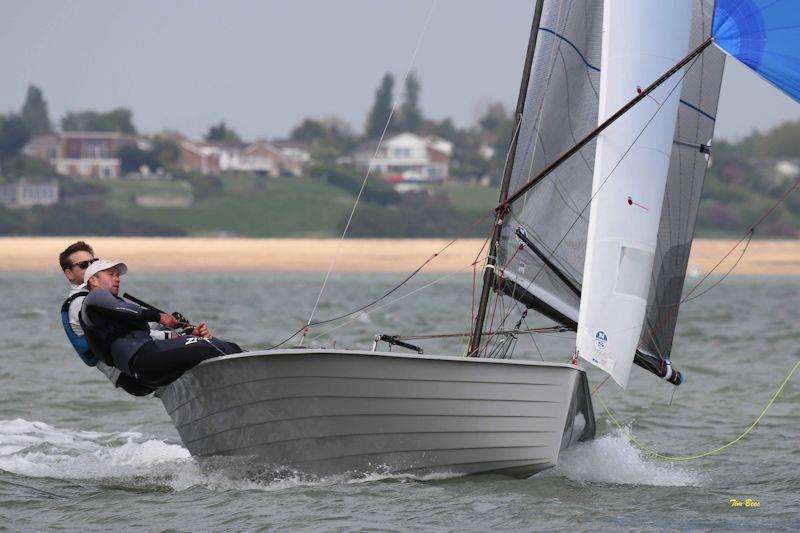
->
[0,419,463,491]
[548,427,706,487]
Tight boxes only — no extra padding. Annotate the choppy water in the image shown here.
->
[0,271,798,531]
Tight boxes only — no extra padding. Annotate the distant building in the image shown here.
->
[24,132,136,180]
[353,133,453,184]
[178,140,222,175]
[0,179,59,208]
[179,139,308,177]
[271,140,311,176]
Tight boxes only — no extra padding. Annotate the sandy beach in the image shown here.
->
[3,236,799,275]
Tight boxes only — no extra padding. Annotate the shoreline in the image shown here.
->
[4,236,800,275]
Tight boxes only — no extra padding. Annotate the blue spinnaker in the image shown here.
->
[713,0,800,102]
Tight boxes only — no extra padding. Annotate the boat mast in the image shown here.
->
[469,0,545,356]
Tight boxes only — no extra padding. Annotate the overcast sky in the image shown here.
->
[2,0,798,141]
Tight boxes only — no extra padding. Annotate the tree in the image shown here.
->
[61,108,137,134]
[291,118,328,143]
[401,70,423,133]
[478,102,511,136]
[204,121,241,145]
[150,135,181,170]
[117,145,156,174]
[21,85,52,135]
[0,114,30,174]
[365,73,395,139]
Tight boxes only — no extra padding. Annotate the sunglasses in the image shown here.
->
[70,258,99,270]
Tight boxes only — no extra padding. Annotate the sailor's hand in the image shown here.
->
[171,311,189,325]
[193,322,212,339]
[159,313,179,329]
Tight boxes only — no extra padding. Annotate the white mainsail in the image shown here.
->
[576,0,694,387]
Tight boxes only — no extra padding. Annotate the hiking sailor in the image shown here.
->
[59,241,155,396]
[79,259,242,388]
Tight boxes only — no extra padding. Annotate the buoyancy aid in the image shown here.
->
[61,290,156,397]
[60,291,99,366]
[79,289,161,372]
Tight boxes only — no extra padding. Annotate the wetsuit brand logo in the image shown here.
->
[594,330,608,351]
[185,337,199,346]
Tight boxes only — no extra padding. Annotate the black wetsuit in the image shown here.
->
[80,288,241,388]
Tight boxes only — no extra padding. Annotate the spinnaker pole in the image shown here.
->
[469,0,545,356]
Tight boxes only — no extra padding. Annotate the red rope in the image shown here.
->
[481,243,523,356]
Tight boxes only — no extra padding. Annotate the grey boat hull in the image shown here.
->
[158,349,595,478]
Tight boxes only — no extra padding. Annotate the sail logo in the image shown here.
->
[594,330,608,351]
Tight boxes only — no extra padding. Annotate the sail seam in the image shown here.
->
[539,27,601,72]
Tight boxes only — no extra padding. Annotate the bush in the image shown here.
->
[309,164,400,206]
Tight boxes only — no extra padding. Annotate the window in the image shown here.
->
[82,140,107,159]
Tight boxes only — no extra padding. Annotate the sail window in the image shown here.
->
[615,246,654,300]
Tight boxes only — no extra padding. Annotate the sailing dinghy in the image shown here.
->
[158,0,799,478]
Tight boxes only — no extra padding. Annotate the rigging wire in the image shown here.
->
[268,219,489,350]
[485,55,700,351]
[309,261,482,343]
[638,175,800,353]
[274,27,798,361]
[646,229,754,308]
[302,0,439,339]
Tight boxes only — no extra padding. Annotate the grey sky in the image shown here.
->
[1,0,798,141]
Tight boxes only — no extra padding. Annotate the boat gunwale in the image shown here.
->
[194,348,589,371]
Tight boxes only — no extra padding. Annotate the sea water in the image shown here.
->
[0,272,797,531]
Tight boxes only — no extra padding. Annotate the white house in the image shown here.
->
[24,132,136,180]
[354,133,453,183]
[179,139,307,177]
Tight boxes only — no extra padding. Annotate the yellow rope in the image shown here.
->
[589,359,800,462]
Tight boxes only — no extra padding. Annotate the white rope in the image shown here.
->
[303,0,440,339]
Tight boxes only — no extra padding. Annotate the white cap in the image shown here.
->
[80,259,128,289]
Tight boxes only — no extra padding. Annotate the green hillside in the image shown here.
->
[107,176,357,237]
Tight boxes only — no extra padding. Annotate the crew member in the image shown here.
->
[79,259,241,388]
[59,241,154,396]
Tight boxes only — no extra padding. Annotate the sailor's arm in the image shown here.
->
[83,289,161,323]
[149,321,176,340]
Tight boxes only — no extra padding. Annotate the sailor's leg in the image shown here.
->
[130,336,242,387]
